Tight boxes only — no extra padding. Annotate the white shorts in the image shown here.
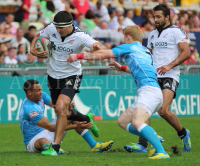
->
[131,86,163,116]
[27,118,67,153]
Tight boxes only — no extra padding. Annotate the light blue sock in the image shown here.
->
[139,124,166,154]
[81,129,96,148]
[127,123,142,137]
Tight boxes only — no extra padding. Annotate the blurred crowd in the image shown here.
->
[0,0,200,66]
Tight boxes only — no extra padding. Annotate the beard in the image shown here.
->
[155,20,166,31]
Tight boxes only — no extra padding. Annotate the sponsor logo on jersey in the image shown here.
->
[155,42,167,47]
[29,112,39,118]
[40,101,44,105]
[70,40,74,44]
[52,33,57,39]
[41,29,44,34]
[51,41,74,53]
[163,33,168,38]
[151,35,154,40]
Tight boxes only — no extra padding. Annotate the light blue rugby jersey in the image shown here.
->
[20,92,51,146]
[112,42,160,89]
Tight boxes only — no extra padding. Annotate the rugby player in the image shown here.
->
[124,4,191,154]
[20,79,114,156]
[68,25,170,159]
[30,11,107,155]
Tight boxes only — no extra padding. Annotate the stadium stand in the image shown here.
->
[0,0,200,76]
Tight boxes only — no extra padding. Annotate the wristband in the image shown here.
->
[76,53,84,59]
[121,65,127,72]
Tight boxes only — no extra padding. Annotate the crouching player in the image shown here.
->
[68,25,169,159]
[20,79,113,156]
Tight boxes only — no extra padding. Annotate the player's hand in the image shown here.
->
[90,42,107,52]
[67,54,78,63]
[30,47,48,58]
[69,101,75,110]
[109,61,122,71]
[76,121,93,129]
[157,65,171,75]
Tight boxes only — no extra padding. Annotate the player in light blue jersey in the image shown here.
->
[20,79,113,156]
[68,25,169,159]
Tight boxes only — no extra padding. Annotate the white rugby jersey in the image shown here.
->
[40,23,97,79]
[147,25,188,82]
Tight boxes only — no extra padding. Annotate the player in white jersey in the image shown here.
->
[125,4,191,154]
[30,11,107,156]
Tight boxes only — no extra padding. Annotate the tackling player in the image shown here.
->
[124,4,191,154]
[68,25,170,159]
[20,79,114,156]
[30,11,107,156]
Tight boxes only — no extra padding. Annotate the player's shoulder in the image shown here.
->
[21,98,33,113]
[148,30,157,39]
[168,25,186,35]
[73,27,88,35]
[43,23,57,34]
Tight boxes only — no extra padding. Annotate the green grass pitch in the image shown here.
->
[0,117,200,166]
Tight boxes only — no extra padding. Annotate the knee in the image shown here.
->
[55,101,70,115]
[158,106,169,116]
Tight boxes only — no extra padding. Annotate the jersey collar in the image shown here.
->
[61,25,75,42]
[157,24,171,37]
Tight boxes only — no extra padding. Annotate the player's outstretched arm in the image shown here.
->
[157,42,190,75]
[109,61,131,73]
[67,50,115,63]
[30,33,48,58]
[36,117,92,132]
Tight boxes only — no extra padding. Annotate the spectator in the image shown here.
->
[3,13,17,35]
[145,11,154,25]
[184,46,196,65]
[44,1,57,26]
[141,20,154,32]
[4,46,18,64]
[111,7,124,29]
[115,15,126,30]
[79,10,96,34]
[101,21,108,29]
[124,9,136,27]
[17,44,27,63]
[108,9,116,29]
[0,53,4,64]
[0,43,8,57]
[170,7,179,25]
[94,14,101,27]
[10,28,30,54]
[90,0,110,22]
[191,16,200,32]
[177,15,186,28]
[73,14,85,27]
[0,24,14,42]
[65,0,78,20]
[73,0,90,19]
[53,0,65,11]
[117,0,125,7]
[24,26,37,43]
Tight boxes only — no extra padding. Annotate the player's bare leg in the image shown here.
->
[34,138,50,151]
[53,95,71,152]
[119,106,169,159]
[158,89,182,131]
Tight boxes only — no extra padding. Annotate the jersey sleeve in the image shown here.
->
[24,105,43,124]
[111,44,129,57]
[174,28,187,45]
[42,92,51,106]
[81,33,97,48]
[39,23,54,38]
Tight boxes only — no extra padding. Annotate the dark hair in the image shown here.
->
[17,44,24,54]
[5,13,14,17]
[28,25,36,31]
[23,79,39,94]
[85,10,95,19]
[153,4,170,18]
[125,9,133,16]
[54,11,73,23]
[141,20,152,27]
[47,1,55,12]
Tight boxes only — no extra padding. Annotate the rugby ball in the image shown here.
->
[34,37,52,57]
